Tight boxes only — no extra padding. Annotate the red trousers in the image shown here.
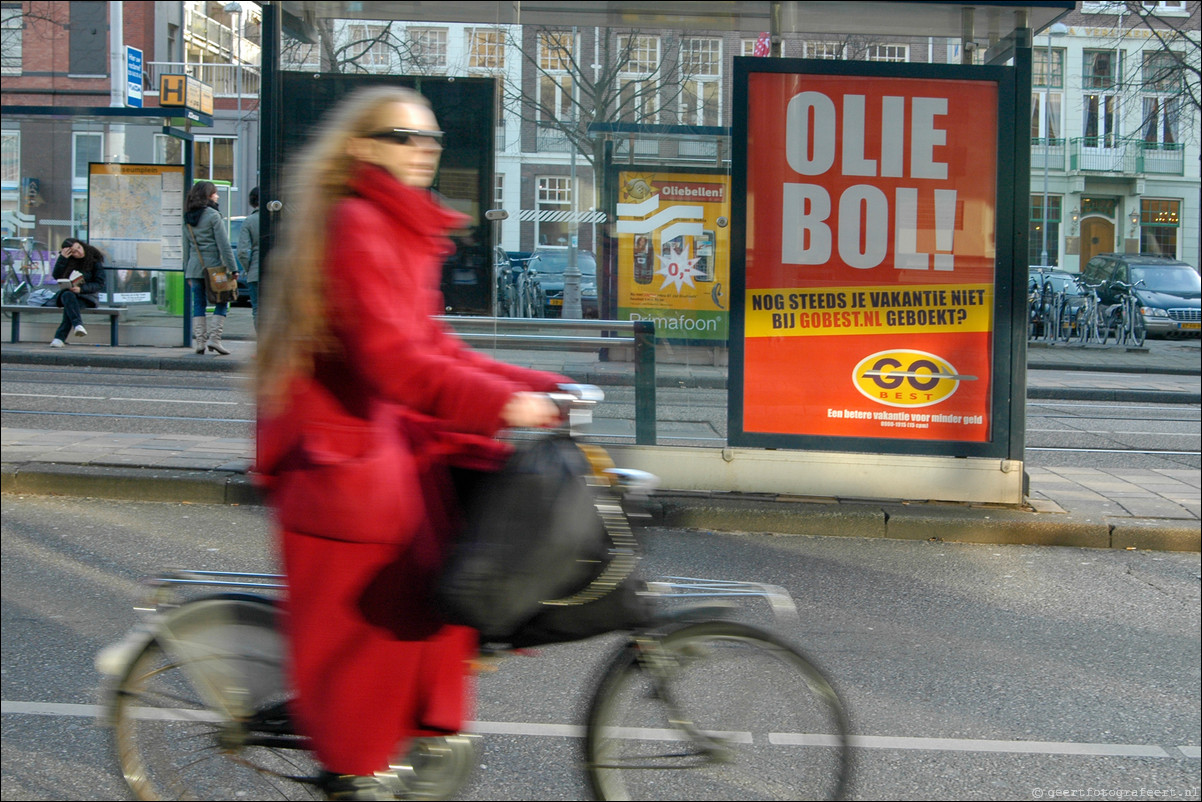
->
[281,531,477,774]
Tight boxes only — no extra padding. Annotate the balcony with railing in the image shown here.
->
[1031,137,1066,171]
[1069,137,1184,176]
[144,62,261,99]
[185,7,262,65]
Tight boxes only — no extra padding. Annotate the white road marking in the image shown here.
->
[3,700,1196,759]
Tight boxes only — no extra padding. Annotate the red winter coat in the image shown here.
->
[257,164,566,775]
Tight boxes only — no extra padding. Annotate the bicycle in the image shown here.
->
[1102,279,1147,347]
[2,236,45,304]
[1071,276,1107,345]
[511,256,545,318]
[98,387,851,801]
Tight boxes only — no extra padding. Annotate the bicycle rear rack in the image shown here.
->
[140,571,800,626]
[644,576,801,628]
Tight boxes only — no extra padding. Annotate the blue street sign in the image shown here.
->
[126,46,143,108]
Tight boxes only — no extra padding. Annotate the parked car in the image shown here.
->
[527,248,598,318]
[1081,253,1201,338]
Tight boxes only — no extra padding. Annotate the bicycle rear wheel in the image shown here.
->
[1131,306,1147,346]
[585,621,850,801]
[111,597,322,800]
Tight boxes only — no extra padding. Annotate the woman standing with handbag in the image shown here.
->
[182,180,238,354]
[255,86,565,800]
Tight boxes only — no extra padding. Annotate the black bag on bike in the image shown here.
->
[435,435,650,644]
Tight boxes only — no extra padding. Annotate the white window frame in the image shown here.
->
[536,175,572,247]
[1082,50,1122,148]
[1,5,21,76]
[407,27,447,72]
[467,27,506,71]
[73,132,104,190]
[617,34,661,124]
[345,23,393,73]
[193,135,237,184]
[803,41,845,60]
[866,44,908,62]
[537,31,577,124]
[680,37,722,126]
[1,130,18,190]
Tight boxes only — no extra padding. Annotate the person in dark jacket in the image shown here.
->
[237,186,261,329]
[183,180,238,354]
[49,238,106,348]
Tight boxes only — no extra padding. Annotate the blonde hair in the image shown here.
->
[256,86,431,411]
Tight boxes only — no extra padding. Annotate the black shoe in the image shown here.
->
[319,772,394,801]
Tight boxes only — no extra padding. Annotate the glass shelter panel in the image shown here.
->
[263,3,1041,456]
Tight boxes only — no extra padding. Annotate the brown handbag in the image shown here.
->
[186,224,238,303]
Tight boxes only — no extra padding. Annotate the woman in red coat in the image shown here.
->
[256,86,565,799]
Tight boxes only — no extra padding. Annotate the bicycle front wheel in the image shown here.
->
[585,621,850,801]
[111,597,321,800]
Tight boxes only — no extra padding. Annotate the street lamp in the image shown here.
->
[1039,22,1068,266]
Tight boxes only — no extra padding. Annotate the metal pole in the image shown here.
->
[1040,32,1051,265]
[562,26,582,319]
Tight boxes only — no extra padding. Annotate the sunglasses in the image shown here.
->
[366,128,445,146]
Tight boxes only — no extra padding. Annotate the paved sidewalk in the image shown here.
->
[2,311,1199,552]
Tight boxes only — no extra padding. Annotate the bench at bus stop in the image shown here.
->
[1,304,127,346]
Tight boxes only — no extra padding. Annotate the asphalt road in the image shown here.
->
[2,496,1198,801]
[2,364,1199,469]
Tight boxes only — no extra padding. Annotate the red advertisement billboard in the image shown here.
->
[736,68,1001,444]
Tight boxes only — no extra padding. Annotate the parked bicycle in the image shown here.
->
[98,387,851,801]
[1072,276,1107,345]
[1103,279,1147,347]
[2,236,50,304]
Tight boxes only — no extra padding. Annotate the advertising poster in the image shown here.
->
[615,171,730,341]
[736,68,1001,444]
[88,163,185,303]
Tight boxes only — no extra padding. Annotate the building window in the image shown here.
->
[1,5,21,76]
[536,176,572,247]
[467,28,505,70]
[73,132,104,189]
[154,134,184,165]
[345,23,393,72]
[1139,199,1180,257]
[803,41,844,60]
[1082,50,1121,147]
[537,31,576,123]
[617,35,660,123]
[866,44,908,62]
[69,1,108,76]
[194,136,235,184]
[1031,49,1064,145]
[1,130,17,188]
[1141,51,1181,147]
[681,37,721,126]
[1029,195,1062,266]
[1034,47,1065,90]
[495,174,504,208]
[407,27,447,71]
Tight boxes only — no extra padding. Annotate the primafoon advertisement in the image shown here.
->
[615,170,730,342]
[735,67,1000,444]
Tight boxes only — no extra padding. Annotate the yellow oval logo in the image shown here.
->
[853,350,975,408]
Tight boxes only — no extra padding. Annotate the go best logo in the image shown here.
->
[853,349,976,408]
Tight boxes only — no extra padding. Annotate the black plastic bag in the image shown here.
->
[435,436,648,643]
